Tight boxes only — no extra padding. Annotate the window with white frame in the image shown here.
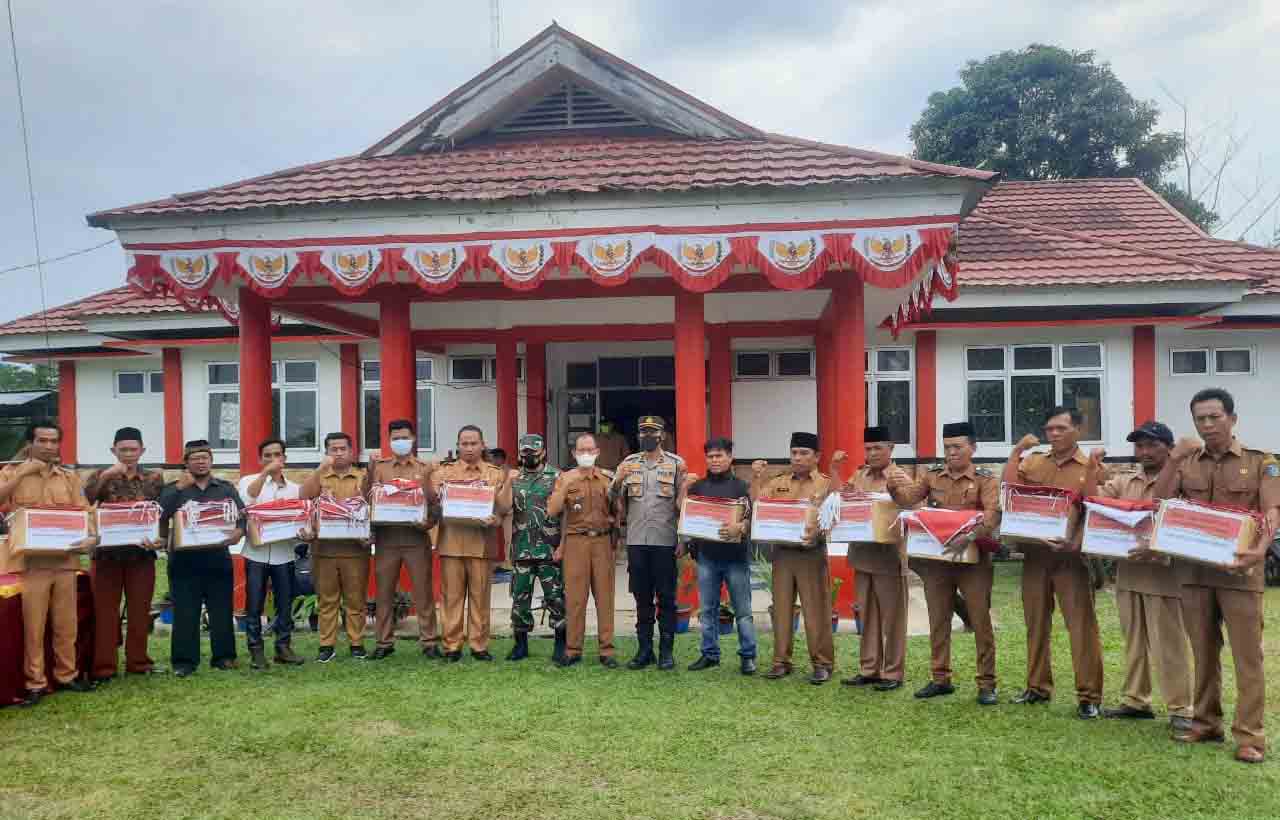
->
[361,359,435,452]
[964,343,1104,444]
[115,370,163,397]
[866,347,913,445]
[206,360,319,451]
[1170,346,1254,376]
[449,355,525,384]
[733,350,814,379]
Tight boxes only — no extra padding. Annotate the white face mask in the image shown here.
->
[389,439,414,457]
[575,452,598,469]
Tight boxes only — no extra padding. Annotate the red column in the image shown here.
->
[496,333,519,456]
[831,274,865,483]
[339,344,360,460]
[56,361,76,465]
[1132,325,1156,426]
[914,330,937,460]
[815,330,834,472]
[707,326,732,438]
[378,295,416,455]
[238,290,273,473]
[162,347,184,465]
[525,342,547,437]
[674,291,707,476]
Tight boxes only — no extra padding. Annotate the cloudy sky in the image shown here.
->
[1,0,1276,324]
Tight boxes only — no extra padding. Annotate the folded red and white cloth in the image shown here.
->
[899,508,985,563]
[999,483,1079,542]
[174,500,240,549]
[1080,496,1157,559]
[313,495,371,540]
[247,499,314,546]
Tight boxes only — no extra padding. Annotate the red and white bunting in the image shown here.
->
[649,235,735,292]
[403,243,468,294]
[485,239,557,291]
[571,234,653,286]
[730,232,832,291]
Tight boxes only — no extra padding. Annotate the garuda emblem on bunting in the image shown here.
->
[163,253,216,290]
[405,244,466,288]
[244,253,292,289]
[489,239,554,288]
[322,249,380,289]
[861,232,914,270]
[574,234,652,284]
[675,237,727,273]
[763,235,820,272]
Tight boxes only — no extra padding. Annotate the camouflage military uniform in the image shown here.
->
[510,463,566,632]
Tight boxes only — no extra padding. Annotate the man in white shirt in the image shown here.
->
[238,438,306,669]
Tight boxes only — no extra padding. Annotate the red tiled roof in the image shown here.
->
[0,288,190,336]
[87,134,992,224]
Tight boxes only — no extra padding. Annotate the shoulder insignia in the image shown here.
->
[976,467,994,477]
[599,468,615,479]
[928,464,944,473]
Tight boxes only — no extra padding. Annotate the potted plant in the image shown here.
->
[755,558,800,633]
[717,603,735,636]
[292,593,319,632]
[830,576,843,633]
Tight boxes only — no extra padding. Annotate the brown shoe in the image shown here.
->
[808,667,832,685]
[1174,727,1226,744]
[274,646,305,666]
[764,663,793,680]
[1235,746,1265,764]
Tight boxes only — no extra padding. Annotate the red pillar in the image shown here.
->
[339,344,360,460]
[815,330,835,472]
[674,291,707,476]
[378,295,416,455]
[56,361,76,465]
[831,274,866,483]
[914,330,937,460]
[238,290,273,473]
[162,347,184,465]
[496,333,519,456]
[708,326,732,438]
[525,342,547,437]
[1132,325,1156,426]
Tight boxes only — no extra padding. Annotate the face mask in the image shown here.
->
[576,453,598,469]
[389,439,414,457]
[639,435,660,452]
[520,454,540,469]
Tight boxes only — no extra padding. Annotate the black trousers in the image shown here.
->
[244,559,297,650]
[628,544,677,635]
[170,551,236,669]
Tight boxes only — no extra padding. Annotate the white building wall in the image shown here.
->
[74,356,164,465]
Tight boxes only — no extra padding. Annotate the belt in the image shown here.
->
[568,529,611,537]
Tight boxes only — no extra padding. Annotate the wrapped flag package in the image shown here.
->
[96,501,162,548]
[1151,498,1260,569]
[1081,496,1157,559]
[678,496,745,542]
[172,500,240,550]
[818,491,899,547]
[247,499,313,547]
[370,479,426,526]
[900,508,984,563]
[313,495,371,541]
[999,483,1078,545]
[751,498,811,546]
[440,481,495,525]
[7,506,90,556]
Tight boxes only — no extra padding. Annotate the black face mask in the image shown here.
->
[520,454,541,469]
[639,435,660,452]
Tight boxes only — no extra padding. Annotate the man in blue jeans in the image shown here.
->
[683,437,757,675]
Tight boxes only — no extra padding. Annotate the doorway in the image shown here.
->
[600,389,677,452]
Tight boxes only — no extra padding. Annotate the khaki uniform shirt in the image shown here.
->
[2,462,91,572]
[1162,439,1279,591]
[891,463,1001,566]
[548,467,615,537]
[611,450,686,547]
[1015,447,1098,550]
[844,465,906,576]
[432,460,511,559]
[313,465,369,558]
[1099,469,1181,597]
[754,469,832,554]
[364,456,439,550]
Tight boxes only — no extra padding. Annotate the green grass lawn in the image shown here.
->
[3,563,1278,820]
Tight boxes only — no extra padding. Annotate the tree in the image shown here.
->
[911,44,1216,229]
[0,363,56,391]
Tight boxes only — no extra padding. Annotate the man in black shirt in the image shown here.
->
[682,437,757,674]
[158,440,246,677]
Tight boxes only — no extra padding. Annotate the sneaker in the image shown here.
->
[688,655,720,671]
[977,688,999,706]
[422,645,444,659]
[1077,702,1101,720]
[350,646,368,660]
[1169,715,1194,734]
[599,656,619,669]
[556,654,582,667]
[317,646,336,664]
[740,658,757,676]
[1011,689,1050,705]
[914,681,955,699]
[173,665,196,678]
[371,646,395,661]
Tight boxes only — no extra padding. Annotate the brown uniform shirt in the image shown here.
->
[844,465,906,576]
[432,460,512,559]
[363,456,439,550]
[1162,439,1280,591]
[548,467,615,536]
[891,463,1001,565]
[312,465,369,558]
[754,469,832,553]
[83,466,165,560]
[2,462,91,571]
[1100,469,1181,596]
[1015,447,1098,548]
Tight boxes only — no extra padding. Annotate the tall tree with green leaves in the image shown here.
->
[911,44,1218,231]
[0,363,56,391]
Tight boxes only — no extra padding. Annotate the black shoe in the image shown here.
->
[552,628,567,665]
[914,681,955,699]
[371,646,395,661]
[174,665,197,678]
[1077,702,1101,720]
[471,650,495,662]
[1103,704,1155,720]
[740,658,757,676]
[809,667,832,685]
[977,688,999,706]
[18,688,43,707]
[688,655,720,671]
[249,647,269,670]
[873,679,903,692]
[507,632,529,661]
[556,654,582,667]
[444,651,463,663]
[599,656,619,669]
[657,633,675,671]
[422,645,444,660]
[842,674,882,687]
[1169,715,1194,733]
[350,646,368,660]
[91,676,113,687]
[317,646,336,664]
[628,629,655,670]
[1011,689,1049,705]
[58,678,99,693]
[211,659,239,671]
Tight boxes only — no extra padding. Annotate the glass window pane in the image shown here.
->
[271,389,281,440]
[1171,350,1207,375]
[967,380,1005,442]
[284,390,317,449]
[1062,377,1103,441]
[598,357,639,388]
[1061,344,1102,369]
[966,348,1004,372]
[735,352,771,377]
[1011,375,1056,441]
[363,389,381,452]
[208,392,239,450]
[416,387,433,450]
[1215,349,1251,374]
[149,372,164,393]
[451,357,485,381]
[284,361,316,384]
[362,361,381,383]
[415,359,433,382]
[271,362,279,385]
[777,351,813,377]
[566,362,596,389]
[641,356,675,386]
[515,357,525,381]
[208,363,238,385]
[875,381,911,444]
[116,373,145,394]
[876,349,911,372]
[1013,346,1053,371]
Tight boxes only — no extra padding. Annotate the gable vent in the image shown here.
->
[494,82,647,134]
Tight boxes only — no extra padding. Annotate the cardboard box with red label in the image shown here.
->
[313,496,371,541]
[96,502,162,548]
[1151,499,1259,568]
[901,508,984,564]
[678,496,745,543]
[999,484,1077,545]
[826,492,899,545]
[370,480,426,526]
[7,507,90,556]
[441,482,496,526]
[172,501,241,550]
[1081,497,1156,560]
[247,499,313,547]
[751,498,811,545]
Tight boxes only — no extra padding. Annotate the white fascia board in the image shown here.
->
[0,332,114,353]
[1219,294,1280,317]
[945,284,1249,310]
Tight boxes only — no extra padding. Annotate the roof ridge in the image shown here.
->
[764,133,998,182]
[1128,178,1212,239]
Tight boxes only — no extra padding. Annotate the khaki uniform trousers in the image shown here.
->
[315,555,369,647]
[1180,585,1265,750]
[855,570,908,681]
[21,567,79,691]
[374,545,438,649]
[771,549,834,671]
[920,562,996,688]
[563,534,615,658]
[1021,550,1104,704]
[1115,588,1192,718]
[440,556,492,653]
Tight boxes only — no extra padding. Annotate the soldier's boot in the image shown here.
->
[507,631,529,662]
[551,628,567,664]
[657,632,676,671]
[627,627,655,670]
